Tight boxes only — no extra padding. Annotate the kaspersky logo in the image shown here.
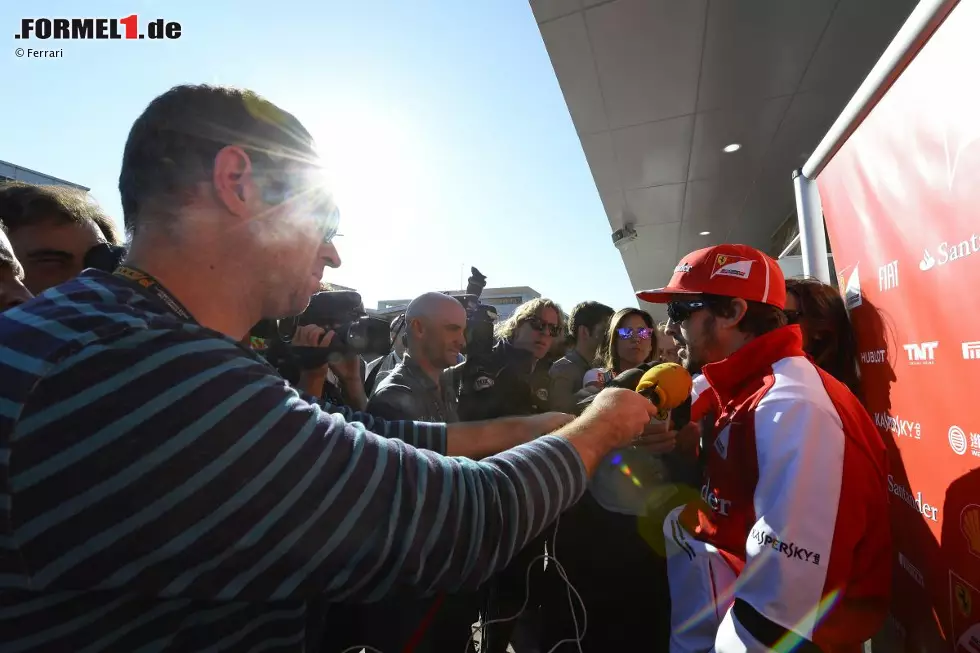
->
[919,232,980,271]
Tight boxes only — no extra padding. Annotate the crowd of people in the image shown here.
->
[0,83,891,653]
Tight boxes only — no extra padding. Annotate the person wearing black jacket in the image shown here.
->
[453,298,564,653]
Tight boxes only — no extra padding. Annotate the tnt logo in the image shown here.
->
[903,341,939,365]
[878,260,899,291]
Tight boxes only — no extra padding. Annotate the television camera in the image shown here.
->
[252,290,390,370]
[452,267,498,358]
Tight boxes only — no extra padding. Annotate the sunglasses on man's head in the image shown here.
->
[527,316,561,337]
[616,327,654,340]
[666,299,711,324]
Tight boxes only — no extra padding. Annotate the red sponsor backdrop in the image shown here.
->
[818,2,980,650]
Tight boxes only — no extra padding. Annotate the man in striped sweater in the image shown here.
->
[0,84,665,652]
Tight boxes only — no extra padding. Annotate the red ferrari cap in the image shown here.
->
[636,244,786,309]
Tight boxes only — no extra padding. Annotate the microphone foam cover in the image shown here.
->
[635,362,693,410]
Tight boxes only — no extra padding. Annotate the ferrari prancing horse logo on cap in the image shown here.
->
[710,254,754,280]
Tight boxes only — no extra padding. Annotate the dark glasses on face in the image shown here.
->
[666,300,710,323]
[312,202,341,244]
[527,316,561,337]
[616,327,654,340]
[783,309,803,325]
[250,154,342,244]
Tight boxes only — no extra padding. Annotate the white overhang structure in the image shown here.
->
[530,0,919,312]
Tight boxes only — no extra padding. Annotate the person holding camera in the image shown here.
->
[349,291,572,652]
[455,297,563,422]
[451,299,568,652]
[0,84,673,652]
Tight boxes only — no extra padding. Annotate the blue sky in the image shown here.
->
[3,0,639,313]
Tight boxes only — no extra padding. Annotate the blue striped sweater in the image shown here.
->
[0,271,586,652]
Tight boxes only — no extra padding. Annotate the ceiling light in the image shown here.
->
[699,231,711,236]
[723,143,741,153]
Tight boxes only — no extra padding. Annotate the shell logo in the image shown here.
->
[962,504,980,559]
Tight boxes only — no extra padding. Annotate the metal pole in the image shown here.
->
[792,169,830,283]
[803,0,959,178]
[778,233,802,260]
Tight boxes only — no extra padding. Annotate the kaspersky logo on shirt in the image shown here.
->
[749,527,821,566]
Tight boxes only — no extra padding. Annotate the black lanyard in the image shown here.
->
[113,265,197,324]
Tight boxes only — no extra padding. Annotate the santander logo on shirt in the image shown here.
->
[700,479,732,517]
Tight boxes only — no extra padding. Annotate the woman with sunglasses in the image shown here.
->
[456,298,566,653]
[585,307,657,386]
[534,306,672,652]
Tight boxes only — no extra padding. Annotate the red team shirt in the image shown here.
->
[683,325,891,652]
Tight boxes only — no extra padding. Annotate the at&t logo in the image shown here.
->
[903,341,938,365]
[948,425,980,458]
[878,260,899,291]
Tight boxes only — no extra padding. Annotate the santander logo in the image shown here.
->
[920,232,980,271]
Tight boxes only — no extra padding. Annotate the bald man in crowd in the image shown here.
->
[362,292,565,651]
[368,291,466,424]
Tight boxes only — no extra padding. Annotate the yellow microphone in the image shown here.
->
[634,362,693,420]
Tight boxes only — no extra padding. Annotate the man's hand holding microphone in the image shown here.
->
[556,362,701,475]
[555,388,667,474]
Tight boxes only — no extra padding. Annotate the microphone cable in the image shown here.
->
[465,514,588,653]
[337,518,587,653]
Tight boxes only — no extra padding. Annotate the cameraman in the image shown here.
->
[0,84,670,652]
[354,292,572,652]
[453,299,566,651]
[456,298,563,421]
